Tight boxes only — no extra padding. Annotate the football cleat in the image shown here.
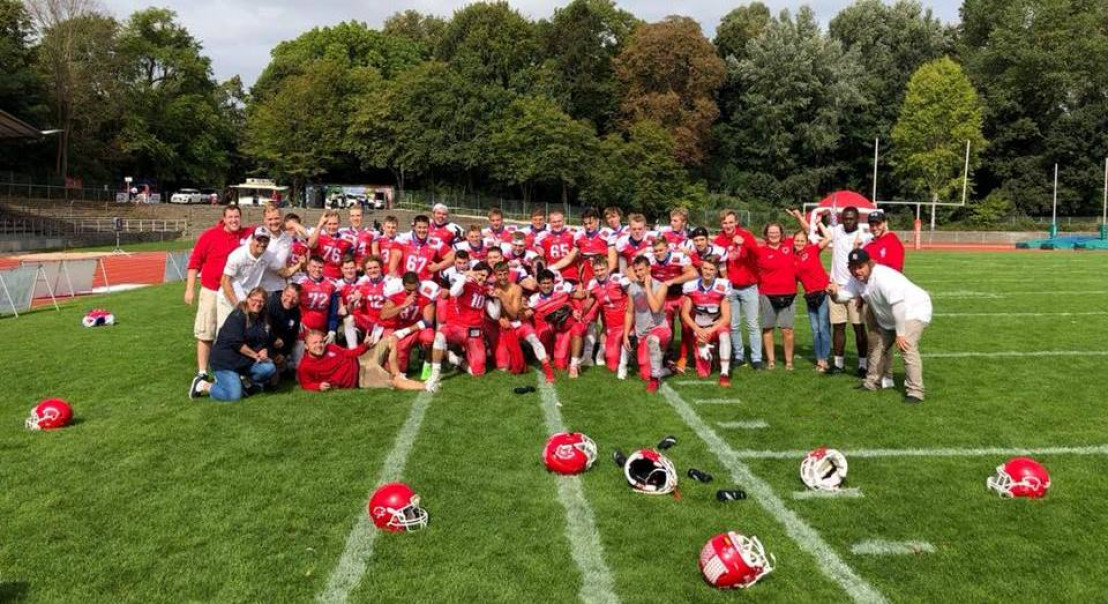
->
[367,482,428,532]
[624,448,678,495]
[719,375,732,388]
[987,457,1050,498]
[543,432,598,475]
[699,531,775,589]
[800,447,848,491]
[26,398,73,431]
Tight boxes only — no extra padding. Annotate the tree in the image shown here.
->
[383,10,447,59]
[538,0,639,132]
[714,7,866,206]
[437,2,537,89]
[583,120,689,217]
[488,96,598,203]
[0,0,49,173]
[714,2,770,62]
[891,57,986,215]
[614,16,725,166]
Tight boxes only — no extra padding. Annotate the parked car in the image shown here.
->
[171,188,203,204]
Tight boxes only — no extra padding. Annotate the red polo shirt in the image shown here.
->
[714,227,759,288]
[297,343,368,391]
[187,220,247,290]
[794,243,830,294]
[863,232,905,272]
[754,240,797,296]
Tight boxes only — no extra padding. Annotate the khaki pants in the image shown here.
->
[358,339,394,389]
[864,317,927,400]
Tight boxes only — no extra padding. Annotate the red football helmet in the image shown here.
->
[543,432,598,475]
[26,398,73,431]
[699,531,775,589]
[987,457,1050,498]
[367,482,428,532]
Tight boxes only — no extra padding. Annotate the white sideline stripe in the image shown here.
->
[318,391,433,604]
[731,444,1108,460]
[660,384,886,604]
[673,380,717,386]
[851,540,936,556]
[935,311,1108,317]
[695,398,744,405]
[537,373,620,604]
[927,350,1108,359]
[793,488,865,500]
[933,290,1108,297]
[717,420,769,430]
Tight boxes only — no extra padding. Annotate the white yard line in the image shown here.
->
[717,420,769,430]
[926,350,1108,358]
[731,444,1108,460]
[660,384,886,604]
[934,311,1108,317]
[932,290,1108,297]
[537,373,620,604]
[793,488,865,500]
[673,380,718,386]
[851,540,936,556]
[317,391,434,604]
[694,398,744,405]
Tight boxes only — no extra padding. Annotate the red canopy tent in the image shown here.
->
[816,190,876,212]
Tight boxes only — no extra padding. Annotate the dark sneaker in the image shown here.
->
[716,489,748,502]
[904,395,924,404]
[657,435,677,450]
[612,448,627,468]
[188,375,206,400]
[856,367,867,378]
[826,366,844,375]
[688,468,713,483]
[751,361,764,371]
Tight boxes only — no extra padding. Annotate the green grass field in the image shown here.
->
[2,250,1107,603]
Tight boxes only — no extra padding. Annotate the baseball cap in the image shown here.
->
[253,226,272,240]
[847,249,870,267]
[511,231,527,243]
[867,210,886,224]
[690,226,709,239]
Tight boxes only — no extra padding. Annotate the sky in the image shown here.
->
[99,0,962,87]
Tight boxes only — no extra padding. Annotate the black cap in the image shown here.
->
[847,249,870,267]
[867,210,886,223]
[690,226,709,239]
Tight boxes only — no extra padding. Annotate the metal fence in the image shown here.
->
[1,181,120,202]
[0,216,188,237]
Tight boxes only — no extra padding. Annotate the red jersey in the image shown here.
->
[454,238,504,263]
[187,220,248,290]
[586,275,630,326]
[298,343,366,391]
[599,225,627,242]
[574,228,612,259]
[614,233,655,265]
[297,276,336,332]
[288,239,310,270]
[376,234,405,273]
[333,277,363,310]
[522,224,548,250]
[656,225,690,249]
[313,232,353,279]
[794,244,830,294]
[681,242,728,269]
[382,279,440,329]
[506,248,541,275]
[448,276,490,328]
[715,227,759,288]
[341,227,375,266]
[863,232,905,273]
[682,278,732,326]
[648,250,692,298]
[527,282,575,331]
[356,276,391,325]
[482,224,517,245]
[429,221,464,247]
[754,241,797,296]
[398,233,449,281]
[539,228,579,282]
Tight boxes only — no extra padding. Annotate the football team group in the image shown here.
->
[182,200,933,403]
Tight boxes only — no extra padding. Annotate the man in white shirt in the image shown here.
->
[221,227,302,314]
[826,206,873,376]
[259,204,296,293]
[828,249,931,403]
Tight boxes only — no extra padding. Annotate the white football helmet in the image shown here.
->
[800,447,848,491]
[624,448,678,495]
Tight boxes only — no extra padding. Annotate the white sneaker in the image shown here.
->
[446,351,462,367]
[617,364,627,380]
[424,380,440,393]
[881,377,896,389]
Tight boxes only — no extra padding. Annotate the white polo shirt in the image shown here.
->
[261,229,293,292]
[829,224,873,285]
[842,264,932,334]
[223,244,284,303]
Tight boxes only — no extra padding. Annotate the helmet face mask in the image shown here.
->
[26,399,73,431]
[624,449,677,495]
[368,483,429,532]
[800,447,848,491]
[699,531,776,589]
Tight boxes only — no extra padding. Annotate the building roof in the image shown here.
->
[0,109,47,140]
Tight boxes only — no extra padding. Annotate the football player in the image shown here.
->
[454,224,501,263]
[425,262,498,390]
[342,207,375,268]
[354,256,391,342]
[601,206,627,240]
[483,208,516,245]
[680,255,733,386]
[522,207,548,250]
[396,215,454,282]
[486,246,536,291]
[647,237,697,371]
[525,269,587,378]
[537,210,579,284]
[282,213,310,278]
[507,231,542,276]
[335,256,367,349]
[375,215,405,276]
[682,226,728,274]
[582,255,631,374]
[379,271,439,375]
[656,207,691,250]
[624,255,671,393]
[614,213,655,271]
[307,210,353,279]
[295,256,340,365]
[429,203,465,247]
[490,261,554,380]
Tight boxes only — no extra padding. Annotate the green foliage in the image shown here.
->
[713,2,770,61]
[437,2,537,88]
[892,57,986,203]
[969,189,1015,225]
[383,10,448,59]
[0,0,44,118]
[715,7,866,206]
[583,120,689,218]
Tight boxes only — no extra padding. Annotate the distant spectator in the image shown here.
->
[267,283,301,372]
[829,249,932,403]
[185,205,246,381]
[189,287,278,402]
[862,210,905,272]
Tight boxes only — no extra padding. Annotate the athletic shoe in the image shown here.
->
[612,448,627,468]
[657,435,677,450]
[825,365,844,375]
[881,377,896,389]
[424,380,439,393]
[617,364,628,380]
[751,361,764,371]
[646,378,659,394]
[568,364,579,379]
[854,383,878,392]
[188,375,206,400]
[543,362,555,383]
[856,366,867,378]
[716,489,748,502]
[733,358,747,369]
[904,395,924,404]
[719,375,732,388]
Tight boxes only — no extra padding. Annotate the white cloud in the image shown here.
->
[99,0,961,86]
